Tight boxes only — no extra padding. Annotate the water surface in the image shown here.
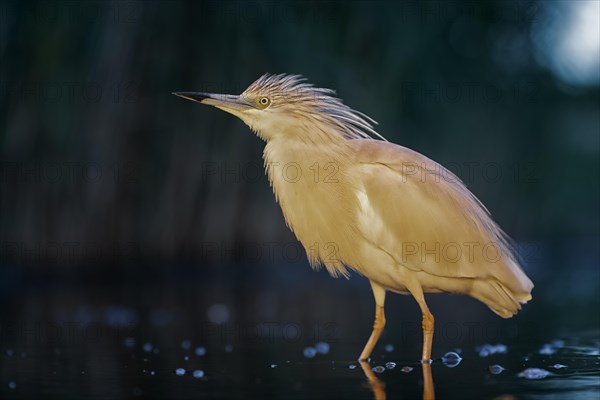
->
[1,268,598,399]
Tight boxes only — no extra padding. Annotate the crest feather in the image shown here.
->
[244,74,388,142]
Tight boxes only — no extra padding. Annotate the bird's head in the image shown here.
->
[174,74,385,143]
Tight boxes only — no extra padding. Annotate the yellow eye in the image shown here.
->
[258,97,270,107]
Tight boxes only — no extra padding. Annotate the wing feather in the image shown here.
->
[350,139,533,296]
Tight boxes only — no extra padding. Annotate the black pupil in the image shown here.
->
[261,98,267,104]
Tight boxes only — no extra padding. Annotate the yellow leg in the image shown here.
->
[359,281,386,361]
[408,283,435,361]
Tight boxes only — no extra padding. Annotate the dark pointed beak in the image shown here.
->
[172,92,212,103]
[172,92,253,114]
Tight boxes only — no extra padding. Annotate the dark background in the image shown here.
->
[0,1,598,399]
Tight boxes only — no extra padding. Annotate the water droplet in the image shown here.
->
[495,345,507,354]
[184,356,189,361]
[476,344,507,357]
[195,347,207,356]
[493,344,507,353]
[372,366,385,373]
[8,381,16,390]
[518,368,550,380]
[551,363,567,369]
[192,370,204,379]
[384,344,394,352]
[142,343,153,353]
[488,364,505,374]
[348,364,357,369]
[442,351,462,367]
[181,340,191,350]
[175,368,186,376]
[150,370,156,376]
[401,366,413,373]
[270,364,277,368]
[539,344,556,355]
[385,362,396,369]
[303,347,317,358]
[315,342,330,354]
[224,344,233,353]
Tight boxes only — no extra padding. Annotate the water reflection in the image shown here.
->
[359,352,465,399]
[360,361,386,400]
[360,360,436,400]
[441,351,462,367]
[1,280,599,399]
[422,363,435,400]
[355,336,600,399]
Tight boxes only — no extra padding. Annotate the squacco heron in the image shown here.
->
[174,74,534,362]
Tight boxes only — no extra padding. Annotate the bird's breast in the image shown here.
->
[262,141,362,277]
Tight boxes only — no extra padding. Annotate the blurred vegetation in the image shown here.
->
[0,0,598,275]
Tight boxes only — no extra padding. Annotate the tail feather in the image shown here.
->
[471,279,531,318]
